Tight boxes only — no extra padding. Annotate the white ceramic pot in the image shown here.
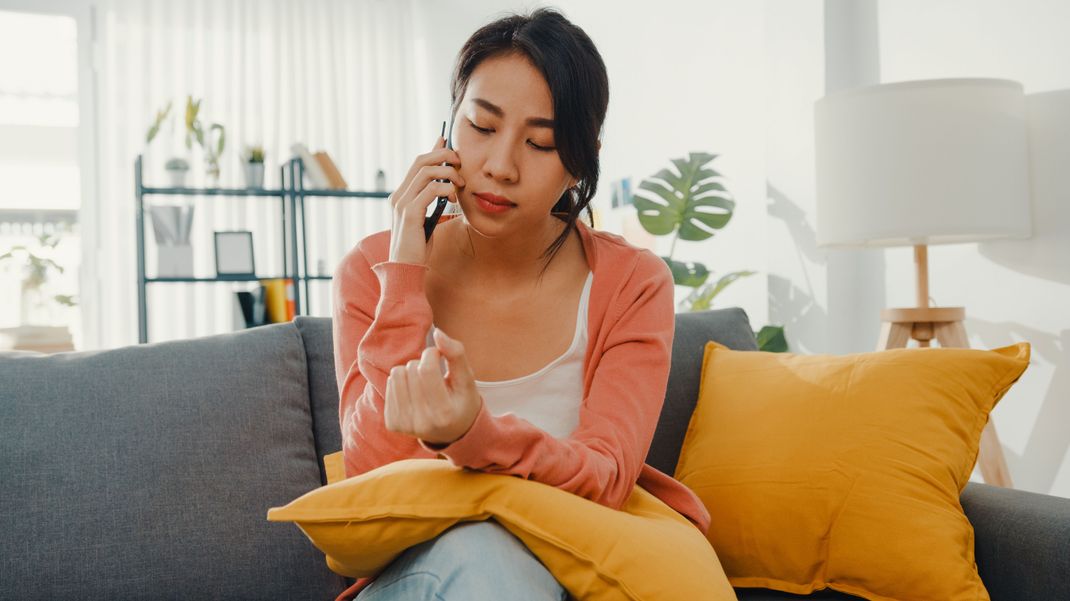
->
[244,163,265,189]
[167,168,189,188]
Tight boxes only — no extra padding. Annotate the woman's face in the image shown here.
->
[451,52,577,235]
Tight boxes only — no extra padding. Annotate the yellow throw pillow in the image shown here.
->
[674,341,1031,601]
[268,456,735,601]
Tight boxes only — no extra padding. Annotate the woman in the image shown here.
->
[331,7,710,601]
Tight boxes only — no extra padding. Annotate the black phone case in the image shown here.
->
[424,115,456,242]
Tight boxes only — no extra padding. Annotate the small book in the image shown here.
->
[314,151,348,190]
[251,285,267,325]
[285,278,295,320]
[233,293,251,330]
[261,278,290,323]
[234,286,268,328]
[235,284,267,327]
[290,143,330,189]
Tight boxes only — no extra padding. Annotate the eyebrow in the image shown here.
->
[472,97,555,129]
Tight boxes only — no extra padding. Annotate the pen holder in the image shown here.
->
[157,243,194,278]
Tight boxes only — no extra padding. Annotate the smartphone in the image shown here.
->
[424,114,456,242]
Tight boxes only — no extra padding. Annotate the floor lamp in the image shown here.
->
[814,78,1033,488]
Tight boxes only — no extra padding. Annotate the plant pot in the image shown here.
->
[244,163,265,189]
[157,243,194,278]
[167,168,189,188]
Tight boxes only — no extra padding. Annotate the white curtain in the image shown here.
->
[83,0,436,349]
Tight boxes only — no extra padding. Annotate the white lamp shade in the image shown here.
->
[815,78,1032,248]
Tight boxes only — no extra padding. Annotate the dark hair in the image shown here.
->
[450,7,609,276]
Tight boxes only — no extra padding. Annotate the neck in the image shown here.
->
[447,215,572,287]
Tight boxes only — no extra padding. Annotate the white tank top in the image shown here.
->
[425,270,593,439]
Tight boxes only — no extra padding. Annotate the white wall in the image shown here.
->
[877,0,1070,497]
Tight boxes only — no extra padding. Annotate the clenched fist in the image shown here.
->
[385,328,482,446]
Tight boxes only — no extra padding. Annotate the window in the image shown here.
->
[0,9,82,343]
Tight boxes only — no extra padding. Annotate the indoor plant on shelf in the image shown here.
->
[146,100,189,187]
[631,151,788,352]
[243,145,266,189]
[145,96,226,187]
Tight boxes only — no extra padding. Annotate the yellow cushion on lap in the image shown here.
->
[674,341,1031,601]
[268,455,735,601]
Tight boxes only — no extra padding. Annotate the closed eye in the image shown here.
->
[468,120,555,152]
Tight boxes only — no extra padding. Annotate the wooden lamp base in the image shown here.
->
[876,245,1013,489]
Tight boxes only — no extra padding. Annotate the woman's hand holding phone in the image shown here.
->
[388,136,464,265]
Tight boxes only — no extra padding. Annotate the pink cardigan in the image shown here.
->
[330,215,711,599]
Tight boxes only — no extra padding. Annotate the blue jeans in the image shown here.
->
[356,520,571,601]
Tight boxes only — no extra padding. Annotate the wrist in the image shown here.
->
[421,401,483,450]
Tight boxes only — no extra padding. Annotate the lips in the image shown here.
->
[475,192,516,206]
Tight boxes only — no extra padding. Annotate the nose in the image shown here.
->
[481,135,519,184]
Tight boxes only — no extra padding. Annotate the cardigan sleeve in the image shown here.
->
[418,251,676,511]
[331,244,438,478]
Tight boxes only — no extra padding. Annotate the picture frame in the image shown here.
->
[214,230,256,279]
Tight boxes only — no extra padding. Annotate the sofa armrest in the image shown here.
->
[961,482,1070,601]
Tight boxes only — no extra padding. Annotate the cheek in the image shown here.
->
[451,125,478,154]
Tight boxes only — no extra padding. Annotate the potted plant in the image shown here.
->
[145,96,226,187]
[0,232,78,326]
[631,151,788,352]
[185,96,226,186]
[146,100,188,186]
[243,145,266,189]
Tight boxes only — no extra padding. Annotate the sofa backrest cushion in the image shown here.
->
[0,323,346,599]
[647,308,759,476]
[294,316,343,485]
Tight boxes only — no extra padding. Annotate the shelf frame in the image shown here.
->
[135,153,391,344]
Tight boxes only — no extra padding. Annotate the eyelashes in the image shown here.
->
[467,119,555,152]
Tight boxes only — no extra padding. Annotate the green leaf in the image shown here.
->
[632,152,734,243]
[756,325,789,353]
[145,100,172,144]
[209,123,225,155]
[662,257,710,287]
[53,294,78,307]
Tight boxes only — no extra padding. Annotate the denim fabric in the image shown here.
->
[356,521,570,601]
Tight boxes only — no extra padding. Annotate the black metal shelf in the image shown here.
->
[283,157,393,315]
[299,189,390,199]
[145,275,292,283]
[135,153,390,344]
[141,186,286,197]
[145,274,331,283]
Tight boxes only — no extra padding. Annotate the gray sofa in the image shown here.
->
[2,308,1067,600]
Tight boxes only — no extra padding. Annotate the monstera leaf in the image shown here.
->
[664,259,710,288]
[755,325,788,353]
[632,152,734,242]
[629,152,789,352]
